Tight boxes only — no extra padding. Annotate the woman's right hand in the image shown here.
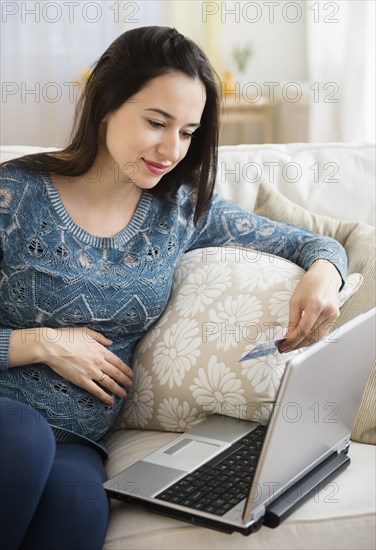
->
[9,327,133,405]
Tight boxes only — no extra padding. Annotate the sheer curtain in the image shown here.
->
[0,1,169,147]
[307,0,375,143]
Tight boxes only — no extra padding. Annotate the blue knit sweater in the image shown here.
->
[0,166,347,446]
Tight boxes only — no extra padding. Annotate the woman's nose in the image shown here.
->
[157,132,180,163]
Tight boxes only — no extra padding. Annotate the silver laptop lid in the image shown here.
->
[244,307,375,522]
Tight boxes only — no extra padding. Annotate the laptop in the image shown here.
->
[104,308,375,535]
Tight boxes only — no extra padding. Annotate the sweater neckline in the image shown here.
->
[42,173,153,248]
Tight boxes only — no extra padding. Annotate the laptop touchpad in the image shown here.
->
[143,437,224,471]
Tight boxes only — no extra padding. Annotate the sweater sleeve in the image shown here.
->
[185,193,348,287]
[0,329,12,371]
[0,166,18,371]
[0,220,12,371]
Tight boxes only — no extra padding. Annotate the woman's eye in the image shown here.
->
[180,131,195,140]
[148,120,165,129]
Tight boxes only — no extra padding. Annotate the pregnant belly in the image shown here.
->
[0,364,123,441]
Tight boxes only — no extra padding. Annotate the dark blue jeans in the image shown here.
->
[0,397,110,550]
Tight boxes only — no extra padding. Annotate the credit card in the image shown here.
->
[239,339,285,362]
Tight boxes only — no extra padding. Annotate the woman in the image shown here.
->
[0,26,346,549]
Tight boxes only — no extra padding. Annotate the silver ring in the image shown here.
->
[98,372,106,383]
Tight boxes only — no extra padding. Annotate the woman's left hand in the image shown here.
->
[278,259,342,353]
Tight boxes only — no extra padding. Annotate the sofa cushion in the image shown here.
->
[116,247,361,432]
[254,182,376,444]
[215,143,375,225]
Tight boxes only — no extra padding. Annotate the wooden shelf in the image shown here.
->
[219,96,275,144]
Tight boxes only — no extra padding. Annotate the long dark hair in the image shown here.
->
[1,26,220,222]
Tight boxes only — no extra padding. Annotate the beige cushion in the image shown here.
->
[254,182,376,444]
[116,246,361,432]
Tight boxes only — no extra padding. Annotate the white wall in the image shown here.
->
[218,1,308,83]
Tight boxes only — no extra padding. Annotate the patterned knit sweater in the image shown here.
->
[0,166,347,446]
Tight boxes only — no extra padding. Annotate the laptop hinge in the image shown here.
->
[263,451,350,528]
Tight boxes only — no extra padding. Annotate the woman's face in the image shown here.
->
[100,72,206,189]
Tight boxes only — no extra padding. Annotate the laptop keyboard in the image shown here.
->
[156,425,267,516]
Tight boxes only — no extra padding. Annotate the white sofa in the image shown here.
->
[1,143,375,550]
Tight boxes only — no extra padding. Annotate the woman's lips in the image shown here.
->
[143,159,171,175]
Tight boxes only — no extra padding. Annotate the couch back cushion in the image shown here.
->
[215,143,375,225]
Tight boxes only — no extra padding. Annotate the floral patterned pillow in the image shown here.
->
[116,247,362,432]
